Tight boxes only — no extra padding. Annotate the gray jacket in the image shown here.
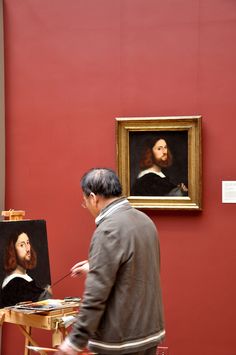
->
[69,198,165,354]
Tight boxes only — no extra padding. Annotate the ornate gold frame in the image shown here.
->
[116,116,202,210]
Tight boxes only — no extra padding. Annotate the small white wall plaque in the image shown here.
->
[222,181,236,203]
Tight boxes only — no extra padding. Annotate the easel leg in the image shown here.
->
[24,326,31,355]
[17,325,47,355]
[0,312,5,355]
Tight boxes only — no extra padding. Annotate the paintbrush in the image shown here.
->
[26,345,56,352]
[26,345,97,354]
[51,270,72,287]
[52,268,84,288]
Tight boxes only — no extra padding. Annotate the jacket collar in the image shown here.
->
[95,197,129,226]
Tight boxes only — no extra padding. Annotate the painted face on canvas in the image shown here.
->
[152,139,168,161]
[15,232,31,262]
[152,139,172,168]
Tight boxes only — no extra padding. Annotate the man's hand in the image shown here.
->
[54,338,80,354]
[71,260,89,278]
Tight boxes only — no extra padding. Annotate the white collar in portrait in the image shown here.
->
[2,273,33,289]
[138,169,166,179]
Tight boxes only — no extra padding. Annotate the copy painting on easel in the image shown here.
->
[0,220,51,308]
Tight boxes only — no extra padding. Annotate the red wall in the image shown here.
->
[2,1,236,354]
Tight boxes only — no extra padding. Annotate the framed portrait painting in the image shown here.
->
[116,116,202,210]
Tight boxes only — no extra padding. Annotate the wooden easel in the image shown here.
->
[1,209,25,221]
[0,210,82,354]
[1,209,32,354]
[1,304,80,355]
[0,210,70,355]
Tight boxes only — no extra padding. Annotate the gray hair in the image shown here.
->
[81,168,122,198]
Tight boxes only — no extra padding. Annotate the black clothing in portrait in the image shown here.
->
[131,173,177,196]
[1,275,50,307]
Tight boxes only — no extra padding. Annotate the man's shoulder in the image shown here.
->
[101,204,154,228]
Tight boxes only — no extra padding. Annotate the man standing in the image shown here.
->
[56,168,165,355]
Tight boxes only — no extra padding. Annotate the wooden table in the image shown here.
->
[0,302,80,355]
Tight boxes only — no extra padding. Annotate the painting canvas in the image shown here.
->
[0,220,51,308]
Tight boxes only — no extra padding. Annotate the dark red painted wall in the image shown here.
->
[2,1,236,354]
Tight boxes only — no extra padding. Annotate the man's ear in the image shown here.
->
[90,192,99,206]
